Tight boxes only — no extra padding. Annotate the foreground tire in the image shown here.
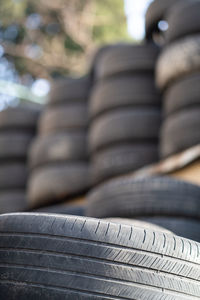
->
[0,213,200,299]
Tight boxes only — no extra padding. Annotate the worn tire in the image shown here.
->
[91,144,158,184]
[0,191,26,214]
[96,43,160,80]
[89,108,161,152]
[156,34,200,89]
[39,104,87,135]
[0,163,27,190]
[89,74,161,119]
[86,176,200,219]
[166,0,200,43]
[0,213,200,299]
[29,132,88,169]
[28,163,89,208]
[163,71,200,116]
[49,75,90,105]
[160,108,200,157]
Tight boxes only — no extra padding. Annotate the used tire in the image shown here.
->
[0,213,200,299]
[28,163,89,208]
[89,74,161,119]
[35,203,85,216]
[89,108,161,152]
[29,132,87,169]
[0,191,26,214]
[163,71,200,116]
[160,108,200,157]
[49,75,90,105]
[86,176,200,219]
[91,144,158,184]
[39,103,87,135]
[156,34,200,89]
[96,43,160,80]
[0,163,27,190]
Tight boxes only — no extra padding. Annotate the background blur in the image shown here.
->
[0,0,152,108]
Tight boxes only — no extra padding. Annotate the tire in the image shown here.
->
[49,75,91,105]
[89,74,161,119]
[139,216,200,243]
[160,108,200,157]
[145,0,182,39]
[91,144,158,184]
[96,43,160,80]
[0,163,27,190]
[28,163,89,208]
[156,34,200,89]
[89,108,161,152]
[0,106,39,132]
[86,176,200,219]
[35,203,85,216]
[166,0,200,43]
[163,72,200,116]
[39,104,88,135]
[29,132,88,169]
[0,133,33,160]
[0,191,26,214]
[0,213,200,299]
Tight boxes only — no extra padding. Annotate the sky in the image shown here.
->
[124,0,153,40]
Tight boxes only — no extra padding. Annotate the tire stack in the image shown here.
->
[0,105,40,214]
[27,76,91,210]
[155,0,200,157]
[88,43,161,185]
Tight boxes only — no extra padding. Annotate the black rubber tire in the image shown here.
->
[29,132,88,169]
[96,43,160,80]
[48,75,91,105]
[89,74,161,119]
[34,203,85,216]
[91,144,158,184]
[160,108,200,157]
[86,176,200,219]
[0,213,200,299]
[0,163,27,190]
[89,108,161,152]
[163,71,200,116]
[145,0,182,39]
[156,34,200,89]
[28,163,89,208]
[0,133,33,161]
[166,0,200,43]
[0,191,26,214]
[138,216,200,243]
[39,103,88,135]
[0,106,39,132]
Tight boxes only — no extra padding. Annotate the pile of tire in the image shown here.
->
[89,43,161,185]
[0,105,40,214]
[27,76,91,210]
[1,212,200,299]
[155,0,200,157]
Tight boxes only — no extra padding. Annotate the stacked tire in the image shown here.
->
[28,76,91,209]
[89,43,161,185]
[155,0,200,157]
[0,105,40,214]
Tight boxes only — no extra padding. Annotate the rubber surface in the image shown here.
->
[86,176,200,219]
[0,213,200,299]
[29,132,88,169]
[156,34,200,89]
[163,71,200,116]
[35,203,85,216]
[49,75,91,105]
[91,144,158,184]
[89,74,161,119]
[0,191,27,214]
[160,108,200,157]
[28,163,90,208]
[0,163,27,190]
[39,103,88,135]
[96,43,160,80]
[89,108,161,152]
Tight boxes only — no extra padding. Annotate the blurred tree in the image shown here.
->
[0,0,130,81]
